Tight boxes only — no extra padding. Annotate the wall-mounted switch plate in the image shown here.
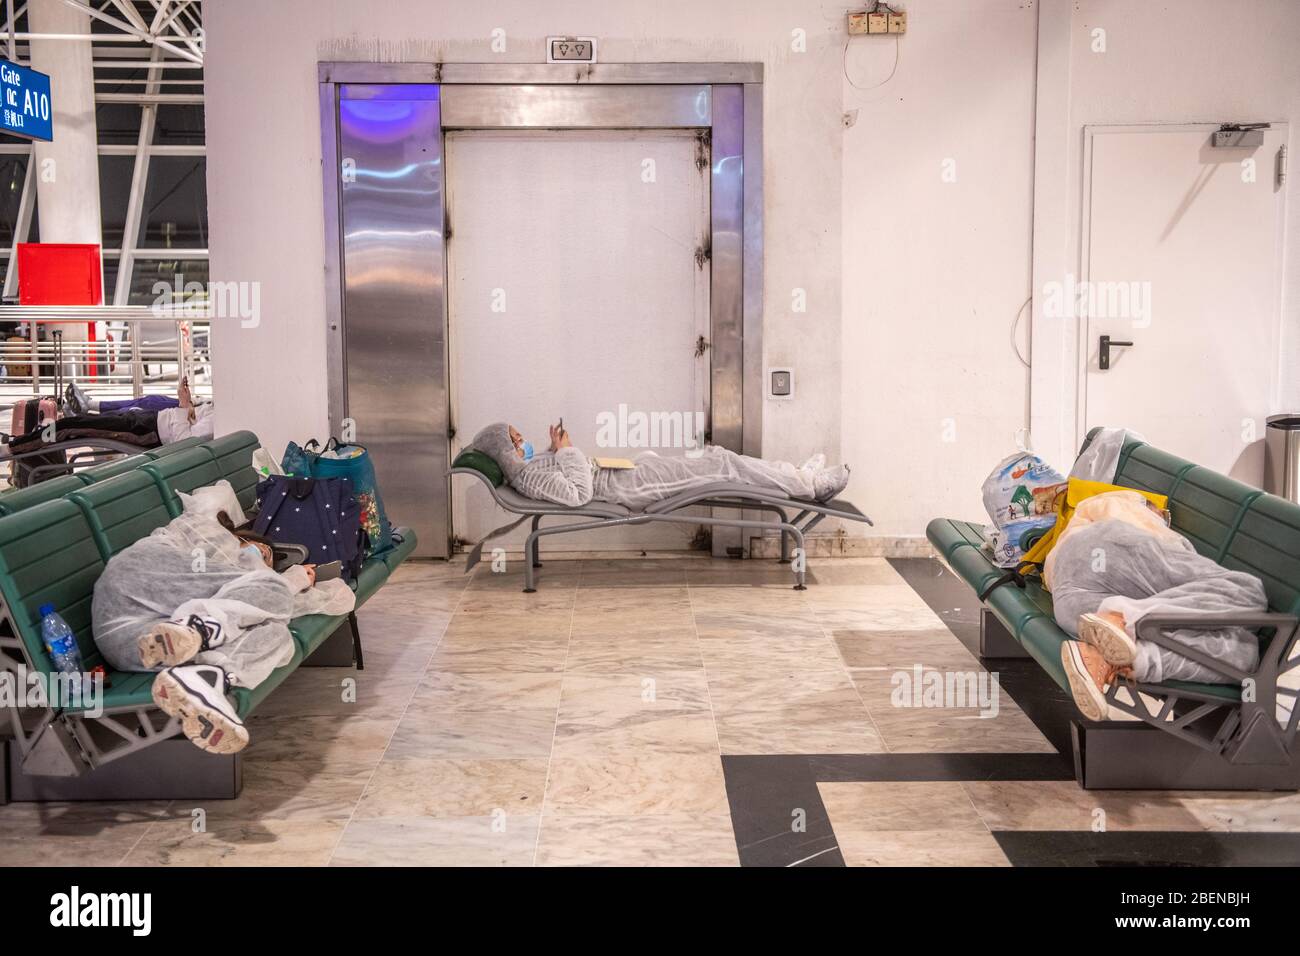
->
[866,11,889,33]
[546,36,597,63]
[887,11,907,33]
[768,367,794,400]
[847,12,870,35]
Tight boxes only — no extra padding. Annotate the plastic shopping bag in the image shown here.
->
[980,452,1067,568]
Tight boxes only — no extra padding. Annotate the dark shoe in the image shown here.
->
[63,382,90,415]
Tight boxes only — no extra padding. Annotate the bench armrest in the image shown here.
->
[1135,612,1300,697]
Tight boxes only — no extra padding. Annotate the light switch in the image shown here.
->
[769,367,794,399]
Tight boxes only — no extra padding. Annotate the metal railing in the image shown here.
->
[0,307,213,416]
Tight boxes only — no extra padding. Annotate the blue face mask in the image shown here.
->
[241,543,263,563]
[519,441,534,462]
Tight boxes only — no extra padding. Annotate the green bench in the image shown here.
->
[0,430,417,799]
[928,430,1300,790]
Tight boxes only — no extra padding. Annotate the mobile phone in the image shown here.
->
[315,560,343,582]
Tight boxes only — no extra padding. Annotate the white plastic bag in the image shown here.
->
[251,446,285,478]
[980,452,1066,567]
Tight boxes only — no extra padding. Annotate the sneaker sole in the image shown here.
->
[1060,641,1108,722]
[152,671,248,755]
[1077,612,1137,667]
[137,623,203,669]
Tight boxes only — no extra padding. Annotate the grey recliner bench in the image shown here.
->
[450,449,872,591]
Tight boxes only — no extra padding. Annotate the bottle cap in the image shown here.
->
[38,603,54,616]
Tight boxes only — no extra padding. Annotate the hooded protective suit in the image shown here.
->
[92,511,354,688]
[1049,518,1264,684]
[469,422,824,510]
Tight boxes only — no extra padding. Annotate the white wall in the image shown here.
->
[1033,0,1300,472]
[206,0,846,484]
[207,0,1300,547]
[839,0,1039,538]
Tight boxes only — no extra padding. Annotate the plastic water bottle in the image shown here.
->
[40,604,84,677]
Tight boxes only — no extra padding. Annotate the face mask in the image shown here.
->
[519,441,534,462]
[241,543,263,563]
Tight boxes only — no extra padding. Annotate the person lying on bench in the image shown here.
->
[7,378,212,456]
[1050,490,1268,721]
[468,421,851,509]
[57,376,214,444]
[91,503,354,754]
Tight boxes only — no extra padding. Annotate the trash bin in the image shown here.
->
[1264,414,1300,503]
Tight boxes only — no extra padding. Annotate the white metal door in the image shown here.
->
[447,129,710,551]
[1081,124,1287,482]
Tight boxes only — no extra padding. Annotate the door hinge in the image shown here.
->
[694,335,710,358]
[694,130,711,172]
[694,242,711,269]
[1278,145,1288,188]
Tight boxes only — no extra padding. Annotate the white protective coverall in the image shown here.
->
[469,422,825,510]
[92,511,355,688]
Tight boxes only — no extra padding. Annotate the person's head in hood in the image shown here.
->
[470,422,533,484]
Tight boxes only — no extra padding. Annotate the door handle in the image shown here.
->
[1099,335,1134,370]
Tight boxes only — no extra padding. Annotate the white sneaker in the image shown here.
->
[137,614,224,668]
[1077,612,1137,666]
[152,664,249,754]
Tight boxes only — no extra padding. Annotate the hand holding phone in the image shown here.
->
[315,560,343,582]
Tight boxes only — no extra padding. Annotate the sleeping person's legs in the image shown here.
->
[721,447,850,500]
[596,445,849,509]
[1051,520,1266,718]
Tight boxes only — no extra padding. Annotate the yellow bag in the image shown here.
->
[1018,478,1168,576]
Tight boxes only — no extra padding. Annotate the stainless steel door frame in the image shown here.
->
[319,63,764,558]
[329,83,449,559]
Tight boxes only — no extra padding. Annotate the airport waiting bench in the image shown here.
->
[927,430,1300,790]
[0,431,417,801]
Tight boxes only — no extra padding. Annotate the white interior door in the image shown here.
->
[447,129,710,551]
[1081,124,1287,483]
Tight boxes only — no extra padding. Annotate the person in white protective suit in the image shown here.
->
[1050,492,1267,722]
[468,421,852,510]
[92,504,355,754]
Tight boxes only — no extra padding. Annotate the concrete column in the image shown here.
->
[27,0,103,360]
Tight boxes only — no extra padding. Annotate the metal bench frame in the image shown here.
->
[1,609,180,776]
[451,467,873,591]
[1,438,149,486]
[1098,611,1300,766]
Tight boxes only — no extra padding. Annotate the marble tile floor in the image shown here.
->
[3,554,1300,866]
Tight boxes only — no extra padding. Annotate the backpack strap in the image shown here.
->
[978,568,1026,603]
[977,560,1045,603]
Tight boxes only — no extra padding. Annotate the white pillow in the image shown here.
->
[176,479,247,526]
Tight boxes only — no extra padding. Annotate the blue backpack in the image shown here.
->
[254,475,365,581]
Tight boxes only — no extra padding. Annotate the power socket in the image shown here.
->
[848,6,906,37]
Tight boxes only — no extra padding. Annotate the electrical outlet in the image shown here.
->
[867,11,889,33]
[887,10,907,33]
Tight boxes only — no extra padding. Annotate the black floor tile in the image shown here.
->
[995,830,1300,867]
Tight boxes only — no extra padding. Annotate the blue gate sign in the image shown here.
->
[0,60,51,142]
